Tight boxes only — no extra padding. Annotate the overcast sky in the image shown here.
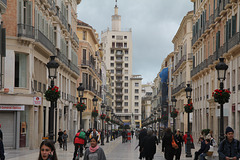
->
[77,0,193,84]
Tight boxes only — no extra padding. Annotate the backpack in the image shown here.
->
[78,131,86,139]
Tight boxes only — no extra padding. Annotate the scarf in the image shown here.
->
[89,145,99,153]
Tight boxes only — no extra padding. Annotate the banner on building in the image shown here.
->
[0,105,25,111]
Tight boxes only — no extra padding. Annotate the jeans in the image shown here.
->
[199,153,206,160]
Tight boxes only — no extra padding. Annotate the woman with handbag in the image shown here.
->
[162,128,175,160]
[174,129,183,160]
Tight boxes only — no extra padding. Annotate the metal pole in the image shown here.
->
[186,98,192,157]
[106,123,109,143]
[101,118,104,145]
[173,117,176,134]
[219,81,224,143]
[55,101,57,142]
[80,98,83,129]
[110,122,113,141]
[49,80,55,141]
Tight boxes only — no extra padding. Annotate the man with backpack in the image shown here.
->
[218,127,240,160]
[73,129,87,160]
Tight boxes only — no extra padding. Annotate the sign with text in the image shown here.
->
[0,105,25,111]
[33,97,42,106]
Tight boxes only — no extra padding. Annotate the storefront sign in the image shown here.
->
[33,97,42,106]
[0,105,25,111]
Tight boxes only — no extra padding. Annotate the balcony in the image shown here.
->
[115,65,123,69]
[173,55,186,73]
[115,72,123,76]
[172,82,186,95]
[116,92,123,95]
[73,32,79,44]
[228,32,240,51]
[81,60,102,78]
[0,0,7,13]
[115,59,123,63]
[18,24,35,39]
[115,51,123,56]
[214,7,220,21]
[115,98,123,102]
[188,53,193,60]
[115,85,123,89]
[115,79,123,83]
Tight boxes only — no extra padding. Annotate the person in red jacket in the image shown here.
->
[73,129,87,160]
[183,132,194,154]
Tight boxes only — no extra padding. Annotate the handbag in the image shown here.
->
[191,142,195,149]
[172,135,179,149]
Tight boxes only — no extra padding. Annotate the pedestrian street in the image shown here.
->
[4,135,219,160]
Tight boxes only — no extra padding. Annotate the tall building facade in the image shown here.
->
[0,0,80,149]
[172,11,193,133]
[141,83,153,120]
[101,3,142,128]
[77,20,103,131]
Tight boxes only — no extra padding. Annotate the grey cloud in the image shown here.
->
[77,0,192,83]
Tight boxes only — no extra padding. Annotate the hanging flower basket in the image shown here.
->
[157,118,161,122]
[105,116,110,122]
[100,114,106,120]
[92,110,98,117]
[44,86,60,101]
[184,103,194,113]
[75,103,86,112]
[171,109,179,118]
[161,115,168,121]
[212,89,231,104]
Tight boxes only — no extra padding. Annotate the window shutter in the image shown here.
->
[18,0,22,24]
[232,16,236,36]
[27,1,32,26]
[35,7,37,28]
[226,20,229,42]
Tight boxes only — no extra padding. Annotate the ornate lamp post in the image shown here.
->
[77,83,85,129]
[110,108,114,141]
[100,102,105,145]
[215,58,228,143]
[106,106,111,143]
[171,96,177,133]
[46,56,59,141]
[185,84,192,157]
[92,96,98,129]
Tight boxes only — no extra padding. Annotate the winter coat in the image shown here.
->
[74,132,86,145]
[0,139,5,160]
[162,133,175,160]
[198,140,207,154]
[142,135,157,158]
[218,138,240,160]
[83,147,106,160]
[139,129,147,147]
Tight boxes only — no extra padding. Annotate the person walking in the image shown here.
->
[73,129,87,159]
[62,130,68,151]
[57,129,63,148]
[122,129,127,143]
[131,130,134,139]
[38,140,58,160]
[182,132,193,154]
[83,137,106,160]
[174,129,183,160]
[162,128,175,160]
[218,126,240,160]
[142,130,157,160]
[89,128,100,143]
[0,138,5,160]
[139,127,147,160]
[86,129,91,142]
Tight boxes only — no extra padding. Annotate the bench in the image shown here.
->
[206,152,218,160]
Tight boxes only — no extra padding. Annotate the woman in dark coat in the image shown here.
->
[142,130,157,160]
[174,129,183,160]
[162,128,175,160]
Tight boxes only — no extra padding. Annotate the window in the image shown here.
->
[124,43,127,48]
[135,83,139,87]
[124,36,127,39]
[125,116,129,120]
[135,102,139,106]
[112,42,115,48]
[111,56,114,60]
[124,102,128,106]
[111,49,114,54]
[135,96,139,100]
[112,35,115,39]
[111,76,114,80]
[111,63,114,67]
[116,109,122,113]
[83,31,87,40]
[135,116,139,120]
[125,76,128,80]
[125,50,128,54]
[111,82,114,86]
[124,83,128,87]
[125,63,128,67]
[112,89,114,93]
[125,89,128,93]
[111,70,114,73]
[135,109,139,113]
[124,109,128,113]
[15,53,27,87]
[125,57,128,61]
[135,89,139,93]
[124,96,128,100]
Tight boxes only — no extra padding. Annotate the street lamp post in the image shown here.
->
[215,58,228,143]
[46,56,59,141]
[106,106,111,143]
[101,102,105,145]
[111,109,114,141]
[77,83,85,129]
[171,96,177,133]
[92,96,98,130]
[157,108,161,143]
[185,84,192,157]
